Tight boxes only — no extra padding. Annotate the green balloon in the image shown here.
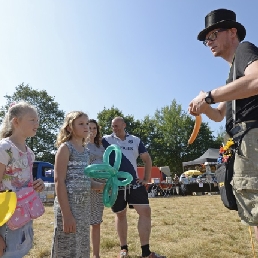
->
[103,144,121,171]
[85,164,114,179]
[116,172,133,186]
[103,177,118,207]
[84,144,133,207]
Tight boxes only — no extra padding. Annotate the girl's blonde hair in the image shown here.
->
[56,111,89,147]
[0,101,38,139]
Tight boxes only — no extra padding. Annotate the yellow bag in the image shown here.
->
[0,190,17,227]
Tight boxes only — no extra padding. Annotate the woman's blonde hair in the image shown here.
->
[0,101,38,139]
[56,111,89,147]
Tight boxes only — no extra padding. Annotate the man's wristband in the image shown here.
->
[204,91,215,104]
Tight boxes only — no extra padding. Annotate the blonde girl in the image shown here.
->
[0,101,45,258]
[51,111,104,258]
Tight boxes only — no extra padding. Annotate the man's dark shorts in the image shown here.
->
[112,185,149,213]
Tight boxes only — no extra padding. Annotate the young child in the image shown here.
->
[51,111,104,258]
[0,101,45,258]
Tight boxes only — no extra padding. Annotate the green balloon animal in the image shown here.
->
[84,144,133,207]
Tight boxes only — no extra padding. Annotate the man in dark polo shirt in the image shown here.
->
[189,9,258,241]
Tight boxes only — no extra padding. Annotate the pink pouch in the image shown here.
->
[7,187,45,230]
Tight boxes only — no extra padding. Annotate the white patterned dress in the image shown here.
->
[87,143,105,225]
[51,142,91,258]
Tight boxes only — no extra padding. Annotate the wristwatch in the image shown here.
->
[204,91,215,104]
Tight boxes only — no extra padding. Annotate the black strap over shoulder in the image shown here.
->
[229,59,258,151]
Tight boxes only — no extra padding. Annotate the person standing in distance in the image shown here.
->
[51,111,104,258]
[87,119,105,258]
[172,174,180,195]
[102,117,166,258]
[0,101,45,258]
[189,9,258,241]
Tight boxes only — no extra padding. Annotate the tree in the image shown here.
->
[96,102,222,174]
[97,106,124,136]
[150,100,216,174]
[0,83,65,163]
[213,125,226,147]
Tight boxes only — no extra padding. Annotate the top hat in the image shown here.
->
[197,9,246,41]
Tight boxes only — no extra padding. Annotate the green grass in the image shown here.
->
[25,195,258,258]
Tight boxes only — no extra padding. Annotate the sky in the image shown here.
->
[0,1,257,136]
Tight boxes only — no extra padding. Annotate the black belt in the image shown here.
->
[118,184,132,191]
[118,183,143,191]
[229,120,258,150]
[229,120,258,137]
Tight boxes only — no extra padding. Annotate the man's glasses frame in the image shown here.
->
[203,28,228,46]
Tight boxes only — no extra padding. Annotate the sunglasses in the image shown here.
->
[203,29,228,46]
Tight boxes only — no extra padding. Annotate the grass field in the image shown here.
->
[25,194,258,258]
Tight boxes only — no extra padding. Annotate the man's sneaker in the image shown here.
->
[118,249,129,258]
[142,252,166,258]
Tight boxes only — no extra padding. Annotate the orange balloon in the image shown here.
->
[188,115,202,144]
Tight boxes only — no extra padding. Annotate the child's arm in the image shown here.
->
[33,178,45,192]
[0,163,7,254]
[0,162,5,183]
[54,145,76,234]
[0,234,6,257]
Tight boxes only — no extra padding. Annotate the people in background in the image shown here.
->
[0,101,45,257]
[172,174,180,195]
[87,119,105,258]
[102,117,166,258]
[51,111,104,258]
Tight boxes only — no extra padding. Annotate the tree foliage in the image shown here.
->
[0,84,224,171]
[97,106,142,138]
[0,83,65,163]
[97,106,124,136]
[96,100,221,175]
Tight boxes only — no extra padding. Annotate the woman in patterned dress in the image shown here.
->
[51,111,104,258]
[87,119,105,258]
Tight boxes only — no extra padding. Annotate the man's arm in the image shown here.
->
[211,60,258,102]
[203,102,226,122]
[189,99,226,122]
[189,60,258,115]
[138,152,152,185]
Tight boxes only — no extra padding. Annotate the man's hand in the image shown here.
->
[188,91,209,116]
[136,178,149,186]
[0,235,6,257]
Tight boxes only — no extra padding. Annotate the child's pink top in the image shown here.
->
[0,138,35,192]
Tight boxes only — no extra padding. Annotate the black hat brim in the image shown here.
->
[197,20,246,41]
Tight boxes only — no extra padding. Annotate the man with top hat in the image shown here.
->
[188,8,258,241]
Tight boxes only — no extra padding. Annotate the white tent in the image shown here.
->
[159,166,171,177]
